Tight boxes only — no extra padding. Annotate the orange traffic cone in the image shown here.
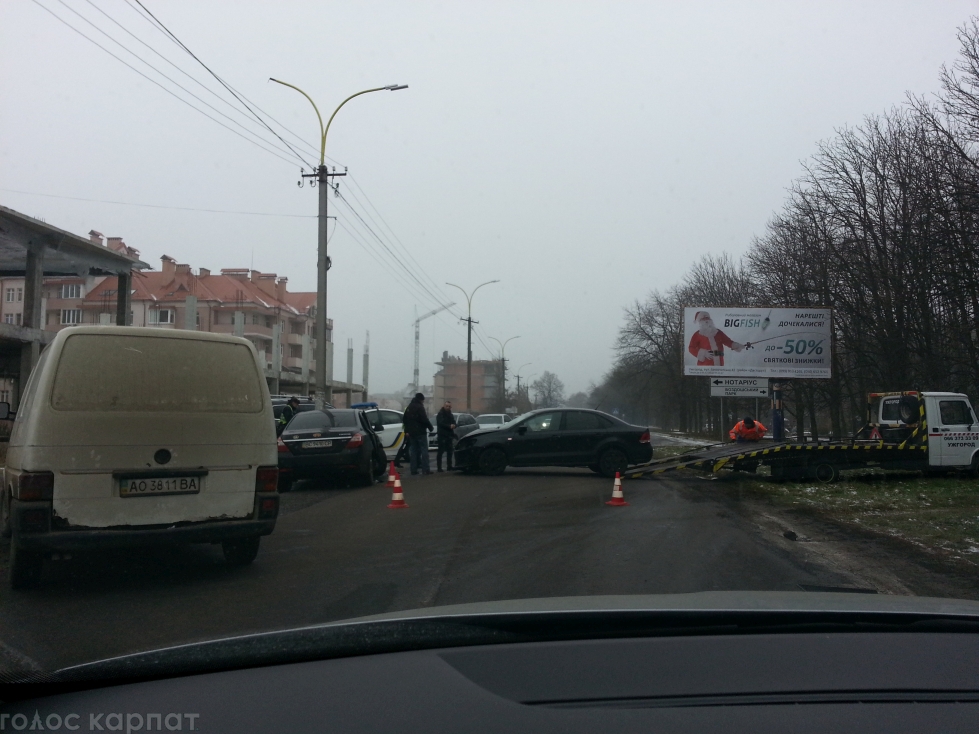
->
[385,462,397,489]
[387,474,408,509]
[605,472,628,506]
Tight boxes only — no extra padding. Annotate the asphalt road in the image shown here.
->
[0,452,866,674]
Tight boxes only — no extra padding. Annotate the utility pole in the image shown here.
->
[489,336,520,413]
[270,78,407,408]
[447,280,499,413]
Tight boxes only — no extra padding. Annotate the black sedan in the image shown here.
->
[453,408,652,477]
[277,409,388,491]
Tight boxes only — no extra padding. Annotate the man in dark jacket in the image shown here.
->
[277,397,300,436]
[402,392,434,475]
[435,401,456,472]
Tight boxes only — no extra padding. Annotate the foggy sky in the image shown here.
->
[1,0,974,395]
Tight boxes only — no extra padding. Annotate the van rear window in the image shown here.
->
[51,334,264,413]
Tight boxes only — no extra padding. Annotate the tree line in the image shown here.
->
[594,19,979,437]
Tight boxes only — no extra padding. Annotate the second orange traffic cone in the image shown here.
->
[385,461,397,489]
[387,473,408,509]
[605,471,628,506]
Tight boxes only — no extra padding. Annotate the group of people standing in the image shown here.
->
[395,393,457,475]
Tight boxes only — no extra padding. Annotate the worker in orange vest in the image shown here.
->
[730,416,767,442]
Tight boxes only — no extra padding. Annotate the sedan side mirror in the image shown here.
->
[517,426,527,436]
[373,423,384,432]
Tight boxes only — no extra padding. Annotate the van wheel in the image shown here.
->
[0,488,11,539]
[9,543,43,589]
[223,536,261,566]
[598,448,628,478]
[970,454,979,479]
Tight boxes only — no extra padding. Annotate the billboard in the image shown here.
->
[683,308,832,378]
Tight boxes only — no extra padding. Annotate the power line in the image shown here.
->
[120,0,334,166]
[0,187,316,218]
[30,0,299,167]
[81,0,308,157]
[333,188,496,356]
[344,175,458,308]
[50,0,307,166]
[131,0,313,168]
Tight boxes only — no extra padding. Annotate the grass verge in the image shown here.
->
[719,469,979,569]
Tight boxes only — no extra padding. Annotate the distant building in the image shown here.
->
[433,351,501,414]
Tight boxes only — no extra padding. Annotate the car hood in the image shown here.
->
[33,592,979,687]
[464,426,507,439]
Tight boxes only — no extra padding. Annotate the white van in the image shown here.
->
[1,327,279,588]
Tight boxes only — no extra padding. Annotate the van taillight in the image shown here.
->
[277,437,290,454]
[639,431,651,444]
[17,472,54,501]
[346,432,364,448]
[255,466,278,493]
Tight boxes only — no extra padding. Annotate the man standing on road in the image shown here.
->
[729,416,767,442]
[403,392,434,475]
[277,397,300,436]
[436,401,456,472]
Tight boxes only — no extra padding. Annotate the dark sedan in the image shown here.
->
[453,408,652,477]
[277,409,388,491]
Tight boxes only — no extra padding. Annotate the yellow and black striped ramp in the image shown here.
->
[626,441,928,479]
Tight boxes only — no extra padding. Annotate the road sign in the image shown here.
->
[710,377,769,398]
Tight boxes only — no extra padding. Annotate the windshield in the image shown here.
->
[2,0,978,685]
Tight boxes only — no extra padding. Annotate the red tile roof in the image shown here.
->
[84,270,314,315]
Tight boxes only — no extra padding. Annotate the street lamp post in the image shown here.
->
[271,79,407,407]
[488,336,520,412]
[446,280,499,412]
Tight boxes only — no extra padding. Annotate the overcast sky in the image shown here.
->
[1,0,975,395]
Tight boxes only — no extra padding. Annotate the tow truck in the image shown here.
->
[629,392,979,482]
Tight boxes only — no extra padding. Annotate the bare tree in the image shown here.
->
[531,371,566,408]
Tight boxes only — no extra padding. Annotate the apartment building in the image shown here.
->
[0,231,140,331]
[83,255,326,380]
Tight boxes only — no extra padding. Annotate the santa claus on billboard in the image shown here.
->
[687,310,746,367]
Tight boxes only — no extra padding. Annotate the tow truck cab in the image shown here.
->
[868,391,979,469]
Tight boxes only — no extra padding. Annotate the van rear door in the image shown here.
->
[35,332,273,529]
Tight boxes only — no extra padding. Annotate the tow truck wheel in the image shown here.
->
[812,463,839,483]
[970,454,979,479]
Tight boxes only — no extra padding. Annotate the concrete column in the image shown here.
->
[272,321,282,374]
[233,310,245,337]
[115,271,132,326]
[183,295,197,330]
[301,333,311,395]
[346,338,354,386]
[19,247,43,394]
[361,331,369,402]
[325,341,334,402]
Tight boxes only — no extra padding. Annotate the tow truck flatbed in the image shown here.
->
[629,435,929,483]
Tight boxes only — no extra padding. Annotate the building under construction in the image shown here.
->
[433,351,500,414]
